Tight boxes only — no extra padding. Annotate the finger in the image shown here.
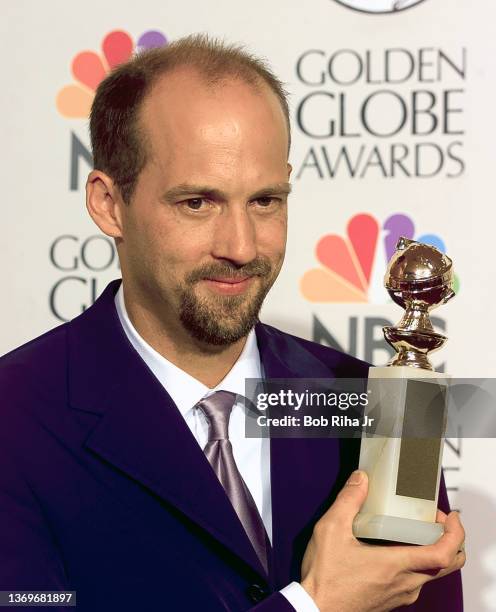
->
[387,578,426,610]
[408,512,465,572]
[436,509,448,523]
[443,512,465,553]
[403,586,422,607]
[324,470,368,531]
[401,572,431,593]
[423,549,466,580]
[437,549,466,577]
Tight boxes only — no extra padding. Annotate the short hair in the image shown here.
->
[89,33,291,204]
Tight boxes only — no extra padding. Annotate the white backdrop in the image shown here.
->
[2,1,495,608]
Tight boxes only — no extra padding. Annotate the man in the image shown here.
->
[0,35,464,611]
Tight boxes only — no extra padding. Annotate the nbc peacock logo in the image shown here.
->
[56,29,168,118]
[301,213,459,304]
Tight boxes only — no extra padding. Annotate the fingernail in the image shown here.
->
[347,470,364,486]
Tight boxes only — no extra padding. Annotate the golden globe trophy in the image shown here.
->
[353,237,455,545]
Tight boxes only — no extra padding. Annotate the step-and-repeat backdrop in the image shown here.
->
[2,0,495,608]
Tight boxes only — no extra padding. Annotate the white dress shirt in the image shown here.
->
[115,285,318,612]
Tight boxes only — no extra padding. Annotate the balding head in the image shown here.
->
[90,34,291,204]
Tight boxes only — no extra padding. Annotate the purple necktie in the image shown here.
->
[197,390,269,574]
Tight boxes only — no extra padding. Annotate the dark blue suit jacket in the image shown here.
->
[0,280,462,611]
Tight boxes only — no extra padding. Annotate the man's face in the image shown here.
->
[117,69,291,346]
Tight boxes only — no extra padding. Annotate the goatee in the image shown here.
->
[178,258,274,346]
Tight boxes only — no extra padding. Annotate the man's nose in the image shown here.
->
[211,206,257,265]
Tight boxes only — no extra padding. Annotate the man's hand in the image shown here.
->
[300,470,465,612]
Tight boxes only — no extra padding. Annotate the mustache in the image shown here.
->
[186,258,272,284]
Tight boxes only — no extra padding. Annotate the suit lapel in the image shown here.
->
[67,281,266,578]
[255,323,343,586]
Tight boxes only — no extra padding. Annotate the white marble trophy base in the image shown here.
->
[352,365,447,546]
[353,513,443,545]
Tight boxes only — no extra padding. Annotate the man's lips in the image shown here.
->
[206,277,250,284]
[201,276,256,295]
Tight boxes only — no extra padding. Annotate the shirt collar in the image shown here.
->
[114,284,262,417]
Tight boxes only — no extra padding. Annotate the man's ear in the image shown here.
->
[86,170,124,238]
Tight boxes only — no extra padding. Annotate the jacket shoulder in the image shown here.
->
[0,324,68,411]
[259,322,370,378]
[0,323,68,370]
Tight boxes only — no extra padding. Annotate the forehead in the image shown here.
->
[138,68,289,171]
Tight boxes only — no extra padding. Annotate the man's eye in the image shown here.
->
[256,197,279,207]
[183,198,207,210]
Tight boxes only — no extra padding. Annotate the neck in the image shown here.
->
[121,285,249,388]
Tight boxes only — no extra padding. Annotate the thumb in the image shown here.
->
[327,470,368,530]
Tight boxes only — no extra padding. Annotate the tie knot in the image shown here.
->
[197,390,237,441]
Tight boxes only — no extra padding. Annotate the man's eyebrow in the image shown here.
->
[251,183,292,199]
[162,185,225,202]
[162,182,292,202]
